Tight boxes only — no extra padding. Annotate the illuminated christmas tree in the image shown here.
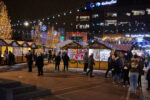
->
[46,25,60,48]
[0,1,12,40]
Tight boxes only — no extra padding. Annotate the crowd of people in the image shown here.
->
[3,50,15,65]
[25,50,150,94]
[26,50,70,76]
[104,52,150,93]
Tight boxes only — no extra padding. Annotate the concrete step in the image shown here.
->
[14,88,51,100]
[0,79,21,88]
[10,84,37,95]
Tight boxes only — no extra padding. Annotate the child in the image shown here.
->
[122,63,129,86]
[146,67,150,90]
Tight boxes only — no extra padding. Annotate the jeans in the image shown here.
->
[113,72,122,82]
[129,72,139,93]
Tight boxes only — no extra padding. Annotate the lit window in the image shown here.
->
[76,16,79,21]
[92,14,99,18]
[107,13,117,17]
[105,20,117,25]
[80,16,90,21]
[146,8,150,14]
[132,10,145,16]
[126,13,131,16]
[76,24,90,29]
[119,22,129,25]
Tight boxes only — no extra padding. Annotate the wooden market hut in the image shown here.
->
[88,41,113,70]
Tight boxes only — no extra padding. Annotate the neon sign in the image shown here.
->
[101,0,117,6]
[87,0,117,8]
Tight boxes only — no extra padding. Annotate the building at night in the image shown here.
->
[66,32,87,43]
[79,0,150,40]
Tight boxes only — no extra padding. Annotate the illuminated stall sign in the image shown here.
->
[0,40,4,46]
[23,43,28,47]
[12,42,19,47]
[68,49,88,60]
[32,44,36,48]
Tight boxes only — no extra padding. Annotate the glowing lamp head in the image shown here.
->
[24,21,29,26]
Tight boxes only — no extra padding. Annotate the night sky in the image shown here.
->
[3,0,93,19]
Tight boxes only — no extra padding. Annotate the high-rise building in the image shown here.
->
[78,0,150,40]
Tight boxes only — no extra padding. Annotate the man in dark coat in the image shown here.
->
[105,56,112,78]
[86,54,95,77]
[36,53,44,76]
[48,50,52,63]
[62,53,70,71]
[55,52,61,72]
[83,52,88,72]
[146,68,150,90]
[26,50,33,72]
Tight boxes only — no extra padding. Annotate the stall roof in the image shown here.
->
[112,44,132,51]
[88,41,112,49]
[78,42,88,47]
[56,40,73,49]
[4,40,14,45]
[99,41,132,51]
[28,42,33,46]
[17,41,24,45]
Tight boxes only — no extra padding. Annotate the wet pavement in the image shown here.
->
[0,63,149,100]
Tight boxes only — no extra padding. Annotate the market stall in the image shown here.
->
[61,41,83,68]
[10,41,22,63]
[0,39,8,64]
[22,42,31,62]
[88,41,112,70]
[28,42,37,54]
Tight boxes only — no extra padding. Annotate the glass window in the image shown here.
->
[132,10,145,16]
[92,14,99,18]
[76,24,90,29]
[80,16,90,21]
[146,8,150,15]
[126,13,131,16]
[107,13,117,17]
[105,20,117,25]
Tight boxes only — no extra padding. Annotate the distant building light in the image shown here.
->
[96,2,101,7]
[126,13,131,16]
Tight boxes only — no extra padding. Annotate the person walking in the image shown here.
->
[86,54,95,77]
[4,51,8,65]
[105,55,112,78]
[129,59,140,93]
[83,52,88,72]
[113,56,122,84]
[36,53,44,76]
[26,50,33,72]
[146,67,150,90]
[122,62,130,86]
[62,53,70,71]
[55,52,61,72]
[138,57,144,87]
[48,50,52,63]
[145,54,149,68]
